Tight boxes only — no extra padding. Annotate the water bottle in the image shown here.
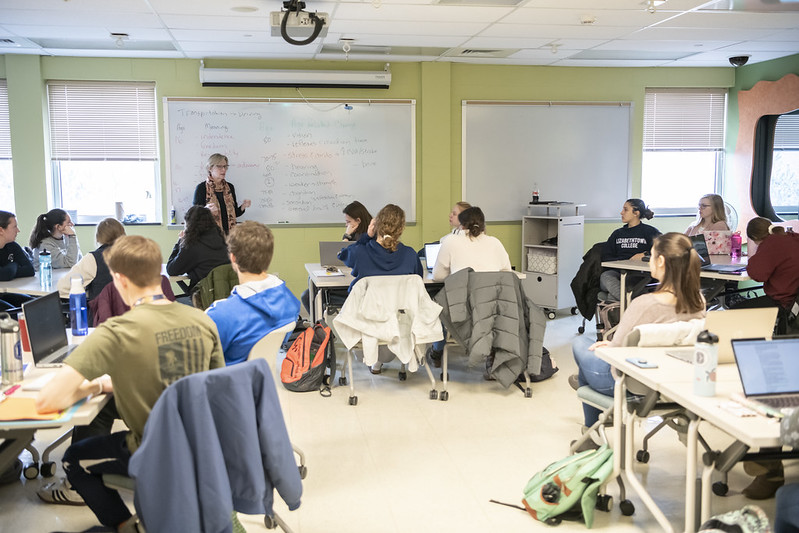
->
[39,250,52,291]
[532,183,540,204]
[730,232,742,259]
[169,206,177,225]
[0,312,23,385]
[693,330,719,397]
[69,276,89,336]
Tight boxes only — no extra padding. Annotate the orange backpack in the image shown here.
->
[280,322,336,395]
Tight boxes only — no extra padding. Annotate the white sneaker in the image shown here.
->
[36,478,86,506]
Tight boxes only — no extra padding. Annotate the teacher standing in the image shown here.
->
[193,153,251,235]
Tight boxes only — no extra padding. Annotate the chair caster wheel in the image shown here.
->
[712,481,729,496]
[348,396,358,406]
[620,499,635,516]
[547,311,556,320]
[429,390,438,400]
[298,465,308,479]
[40,462,57,478]
[440,391,449,401]
[595,494,613,512]
[636,450,650,463]
[23,462,39,480]
[398,371,407,381]
[578,326,585,334]
[524,388,532,398]
[571,307,579,315]
[545,517,562,526]
[338,376,347,386]
[264,515,277,529]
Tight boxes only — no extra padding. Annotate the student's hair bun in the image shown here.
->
[627,198,654,220]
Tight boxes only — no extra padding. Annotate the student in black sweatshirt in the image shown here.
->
[599,198,660,302]
[166,206,230,291]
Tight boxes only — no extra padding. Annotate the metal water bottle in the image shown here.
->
[39,250,52,291]
[0,312,23,385]
[730,232,742,259]
[69,276,89,336]
[693,330,719,397]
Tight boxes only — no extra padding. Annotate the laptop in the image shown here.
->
[22,291,80,368]
[319,241,354,269]
[423,242,441,273]
[690,234,747,274]
[732,337,799,409]
[665,307,779,364]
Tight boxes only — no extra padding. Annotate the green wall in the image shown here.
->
[1,54,796,296]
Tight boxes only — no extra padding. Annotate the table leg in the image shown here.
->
[685,418,700,533]
[619,271,627,316]
[308,277,318,323]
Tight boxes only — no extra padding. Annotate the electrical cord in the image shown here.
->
[280,0,325,46]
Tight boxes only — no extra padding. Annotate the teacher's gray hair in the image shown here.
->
[206,153,228,175]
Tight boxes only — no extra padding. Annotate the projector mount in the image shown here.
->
[280,0,326,46]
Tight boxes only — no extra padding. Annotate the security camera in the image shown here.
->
[729,55,750,67]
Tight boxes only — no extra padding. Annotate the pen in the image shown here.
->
[0,384,21,403]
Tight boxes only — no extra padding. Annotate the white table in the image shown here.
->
[595,346,780,533]
[0,269,69,296]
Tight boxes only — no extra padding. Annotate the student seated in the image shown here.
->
[440,201,471,243]
[599,198,660,302]
[0,210,35,311]
[29,208,82,269]
[57,217,125,300]
[685,193,730,236]
[206,221,301,366]
[36,236,225,532]
[572,233,705,449]
[166,205,230,292]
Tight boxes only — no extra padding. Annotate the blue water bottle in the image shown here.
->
[69,276,89,336]
[39,250,52,291]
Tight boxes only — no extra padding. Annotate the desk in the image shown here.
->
[601,256,750,315]
[0,269,69,296]
[595,347,779,533]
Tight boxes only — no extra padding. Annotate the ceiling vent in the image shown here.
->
[443,48,520,58]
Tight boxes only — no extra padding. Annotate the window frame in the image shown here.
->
[0,79,14,214]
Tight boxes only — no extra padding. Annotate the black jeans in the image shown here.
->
[64,431,132,528]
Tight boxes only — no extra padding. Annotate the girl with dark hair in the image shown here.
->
[573,233,705,440]
[342,201,372,241]
[432,206,511,281]
[0,210,34,282]
[599,198,660,302]
[165,206,230,290]
[29,208,82,269]
[192,153,251,235]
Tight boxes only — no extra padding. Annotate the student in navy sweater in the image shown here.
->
[599,198,660,302]
[338,203,423,292]
[0,210,35,311]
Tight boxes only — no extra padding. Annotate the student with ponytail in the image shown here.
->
[29,208,82,269]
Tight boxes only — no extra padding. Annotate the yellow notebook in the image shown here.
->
[0,397,64,421]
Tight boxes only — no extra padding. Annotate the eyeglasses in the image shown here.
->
[214,164,229,169]
[698,204,712,209]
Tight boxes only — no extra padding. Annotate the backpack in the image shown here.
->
[698,505,772,533]
[521,445,614,528]
[280,322,336,396]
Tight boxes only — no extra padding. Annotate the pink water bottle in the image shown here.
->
[730,232,742,258]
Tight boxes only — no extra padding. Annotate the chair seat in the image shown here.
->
[577,385,614,411]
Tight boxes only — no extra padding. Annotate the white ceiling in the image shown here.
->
[0,0,798,67]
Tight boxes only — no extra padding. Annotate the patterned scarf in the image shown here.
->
[204,178,237,234]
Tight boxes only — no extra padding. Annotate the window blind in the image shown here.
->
[774,112,799,150]
[643,88,727,151]
[47,81,157,161]
[0,80,11,159]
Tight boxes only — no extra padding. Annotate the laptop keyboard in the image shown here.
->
[757,396,799,409]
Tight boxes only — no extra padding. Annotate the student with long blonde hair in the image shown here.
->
[685,194,729,236]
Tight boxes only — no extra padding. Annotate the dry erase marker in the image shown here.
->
[0,384,21,403]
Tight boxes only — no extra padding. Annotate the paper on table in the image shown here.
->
[0,397,65,421]
[312,269,344,277]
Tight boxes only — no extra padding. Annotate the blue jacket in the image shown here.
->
[207,281,300,365]
[0,241,34,281]
[128,360,302,533]
[338,233,423,291]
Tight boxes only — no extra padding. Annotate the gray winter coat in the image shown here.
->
[434,268,546,388]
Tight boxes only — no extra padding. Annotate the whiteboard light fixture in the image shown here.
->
[199,63,391,89]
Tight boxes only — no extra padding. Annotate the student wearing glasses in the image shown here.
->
[193,153,252,235]
[685,194,729,236]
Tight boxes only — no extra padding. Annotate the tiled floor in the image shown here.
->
[0,312,780,532]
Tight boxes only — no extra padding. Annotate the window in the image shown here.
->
[771,111,799,217]
[641,88,727,212]
[0,80,13,214]
[47,81,159,224]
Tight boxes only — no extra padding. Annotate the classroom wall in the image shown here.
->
[1,54,795,297]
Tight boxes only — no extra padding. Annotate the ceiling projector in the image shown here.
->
[270,11,329,38]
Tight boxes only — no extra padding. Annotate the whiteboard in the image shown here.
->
[165,98,415,224]
[462,102,632,221]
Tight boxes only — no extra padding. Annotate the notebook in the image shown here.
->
[423,242,441,273]
[665,307,779,364]
[22,291,80,368]
[690,234,747,274]
[733,337,799,409]
[318,241,354,269]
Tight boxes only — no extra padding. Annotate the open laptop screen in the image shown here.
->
[732,338,799,397]
[22,291,70,364]
[689,234,712,266]
[424,242,441,271]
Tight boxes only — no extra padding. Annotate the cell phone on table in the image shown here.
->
[625,357,658,369]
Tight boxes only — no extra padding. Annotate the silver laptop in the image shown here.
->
[733,337,799,409]
[22,291,80,368]
[690,234,747,274]
[319,241,354,268]
[423,242,441,273]
[665,307,779,364]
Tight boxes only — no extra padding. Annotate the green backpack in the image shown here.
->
[522,445,614,528]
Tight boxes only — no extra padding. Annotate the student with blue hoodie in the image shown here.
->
[206,221,300,366]
[338,203,423,292]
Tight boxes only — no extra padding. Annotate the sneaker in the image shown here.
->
[426,346,442,369]
[568,373,580,391]
[36,478,86,506]
[370,362,383,375]
[743,473,784,500]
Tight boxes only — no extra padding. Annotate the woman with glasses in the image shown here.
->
[29,208,82,269]
[685,194,729,236]
[193,153,251,235]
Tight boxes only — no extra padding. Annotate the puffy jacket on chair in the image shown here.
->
[434,268,546,388]
[193,264,240,310]
[570,242,604,321]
